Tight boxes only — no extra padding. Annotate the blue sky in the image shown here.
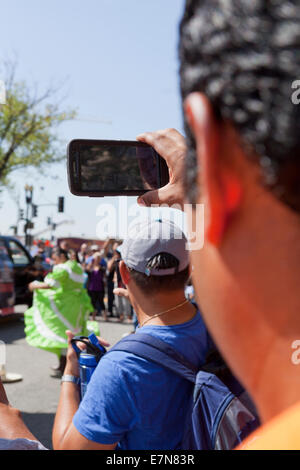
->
[0,0,186,240]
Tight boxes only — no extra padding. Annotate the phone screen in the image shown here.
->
[77,142,160,192]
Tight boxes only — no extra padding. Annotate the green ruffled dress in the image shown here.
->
[24,260,97,357]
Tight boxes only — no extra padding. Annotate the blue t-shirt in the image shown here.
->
[73,311,210,450]
[86,256,107,268]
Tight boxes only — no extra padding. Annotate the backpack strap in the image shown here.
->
[108,333,198,384]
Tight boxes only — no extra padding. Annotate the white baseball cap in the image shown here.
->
[118,219,189,276]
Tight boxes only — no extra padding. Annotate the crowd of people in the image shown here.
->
[76,241,133,323]
[32,238,134,324]
[1,0,300,452]
[23,238,135,377]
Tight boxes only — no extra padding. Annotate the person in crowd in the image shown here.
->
[106,241,123,318]
[31,241,49,281]
[135,0,300,450]
[85,245,103,265]
[68,249,80,264]
[34,241,47,262]
[85,252,107,321]
[52,220,211,450]
[112,244,132,323]
[104,242,117,317]
[77,243,88,265]
[184,280,194,302]
[59,240,69,252]
[24,247,93,377]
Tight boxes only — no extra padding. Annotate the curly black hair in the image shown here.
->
[179,0,300,212]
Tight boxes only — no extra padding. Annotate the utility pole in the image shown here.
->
[24,185,34,249]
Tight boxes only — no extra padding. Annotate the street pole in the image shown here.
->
[24,185,33,249]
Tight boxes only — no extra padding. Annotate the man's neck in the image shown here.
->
[218,191,300,424]
[132,290,196,328]
[251,335,300,423]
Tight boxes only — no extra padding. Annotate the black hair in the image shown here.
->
[129,252,189,294]
[52,247,69,260]
[179,0,300,212]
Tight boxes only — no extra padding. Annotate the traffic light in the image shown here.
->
[25,234,33,247]
[58,197,64,213]
[32,204,38,218]
[47,217,52,226]
[19,209,24,219]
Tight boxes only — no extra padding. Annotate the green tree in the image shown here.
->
[0,61,76,185]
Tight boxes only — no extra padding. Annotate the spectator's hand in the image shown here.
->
[64,331,80,377]
[136,128,186,209]
[64,331,110,377]
[113,287,129,299]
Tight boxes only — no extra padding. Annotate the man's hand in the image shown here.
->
[136,128,186,209]
[64,331,81,377]
[113,287,129,299]
[53,331,115,450]
[64,331,111,377]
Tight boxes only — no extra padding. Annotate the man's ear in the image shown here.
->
[119,260,131,286]
[184,92,242,246]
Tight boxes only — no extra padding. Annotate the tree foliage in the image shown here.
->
[0,61,76,185]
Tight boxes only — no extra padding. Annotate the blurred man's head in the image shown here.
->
[118,220,190,306]
[179,0,300,420]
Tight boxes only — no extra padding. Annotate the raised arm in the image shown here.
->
[0,379,38,442]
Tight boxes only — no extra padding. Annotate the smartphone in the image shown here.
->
[67,139,169,197]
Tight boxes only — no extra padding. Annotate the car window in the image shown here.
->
[8,240,31,266]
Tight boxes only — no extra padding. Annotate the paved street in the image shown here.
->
[0,311,133,449]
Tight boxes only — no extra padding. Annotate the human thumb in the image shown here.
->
[137,189,160,208]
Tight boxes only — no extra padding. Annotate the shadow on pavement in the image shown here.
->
[21,411,55,450]
[0,318,25,344]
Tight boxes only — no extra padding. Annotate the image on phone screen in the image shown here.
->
[80,143,160,192]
